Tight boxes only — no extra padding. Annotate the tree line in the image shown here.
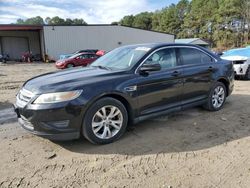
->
[119,0,250,50]
[15,16,87,25]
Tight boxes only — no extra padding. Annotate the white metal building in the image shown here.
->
[0,24,175,61]
[175,38,210,48]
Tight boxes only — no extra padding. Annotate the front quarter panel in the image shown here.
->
[78,73,139,116]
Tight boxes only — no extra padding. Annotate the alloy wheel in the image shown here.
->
[91,105,123,139]
[212,86,225,109]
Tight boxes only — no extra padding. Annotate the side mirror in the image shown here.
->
[139,63,161,73]
[75,56,80,60]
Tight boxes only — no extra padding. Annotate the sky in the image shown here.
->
[0,0,179,24]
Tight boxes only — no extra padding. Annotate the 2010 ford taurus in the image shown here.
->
[14,43,234,144]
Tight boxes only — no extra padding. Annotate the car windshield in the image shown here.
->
[90,46,151,70]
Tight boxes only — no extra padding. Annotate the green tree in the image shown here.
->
[111,22,119,25]
[44,17,87,25]
[65,18,74,25]
[240,0,250,44]
[152,4,180,34]
[16,18,25,24]
[72,18,87,25]
[16,16,44,25]
[133,12,153,30]
[120,15,135,27]
[214,0,243,48]
[47,16,65,25]
[152,0,189,35]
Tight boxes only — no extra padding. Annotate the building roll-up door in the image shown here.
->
[2,37,29,60]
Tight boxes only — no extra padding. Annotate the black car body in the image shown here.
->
[14,43,234,144]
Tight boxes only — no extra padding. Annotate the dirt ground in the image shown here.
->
[0,63,250,188]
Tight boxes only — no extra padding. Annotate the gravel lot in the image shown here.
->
[0,63,250,188]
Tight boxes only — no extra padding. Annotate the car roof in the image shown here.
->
[123,42,206,49]
[77,52,96,55]
[123,43,217,57]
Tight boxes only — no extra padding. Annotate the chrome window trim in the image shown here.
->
[135,45,217,74]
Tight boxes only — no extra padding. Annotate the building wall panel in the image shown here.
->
[43,25,174,60]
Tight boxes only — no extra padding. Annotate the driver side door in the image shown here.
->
[136,47,183,116]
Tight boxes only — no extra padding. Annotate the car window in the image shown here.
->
[79,54,88,59]
[88,54,97,59]
[179,48,214,65]
[145,48,177,69]
[200,52,214,63]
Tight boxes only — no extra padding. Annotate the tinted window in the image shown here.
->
[179,48,214,65]
[145,48,177,69]
[200,52,214,63]
[87,54,97,58]
[79,54,88,59]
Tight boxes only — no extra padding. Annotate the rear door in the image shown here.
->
[136,48,183,116]
[177,47,216,105]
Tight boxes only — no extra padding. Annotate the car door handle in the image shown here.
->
[208,66,215,71]
[171,71,181,77]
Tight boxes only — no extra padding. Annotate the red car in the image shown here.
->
[55,52,100,69]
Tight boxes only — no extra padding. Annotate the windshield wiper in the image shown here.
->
[91,65,112,70]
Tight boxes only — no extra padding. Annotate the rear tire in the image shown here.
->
[203,82,226,111]
[82,97,128,144]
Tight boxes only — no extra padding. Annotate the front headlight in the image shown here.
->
[34,90,82,104]
[56,61,65,65]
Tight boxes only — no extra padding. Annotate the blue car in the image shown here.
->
[221,46,250,79]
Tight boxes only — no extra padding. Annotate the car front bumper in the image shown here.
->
[234,64,249,76]
[55,63,66,69]
[13,101,84,141]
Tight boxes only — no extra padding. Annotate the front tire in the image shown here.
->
[82,97,128,144]
[66,63,74,68]
[203,82,226,111]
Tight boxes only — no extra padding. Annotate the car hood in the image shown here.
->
[23,67,125,94]
[221,55,248,61]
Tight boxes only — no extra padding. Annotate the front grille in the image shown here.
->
[16,88,35,107]
[233,60,246,64]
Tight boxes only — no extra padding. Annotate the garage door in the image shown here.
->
[2,37,29,60]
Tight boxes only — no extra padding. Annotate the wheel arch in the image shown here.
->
[84,92,135,126]
[99,93,134,125]
[217,77,229,96]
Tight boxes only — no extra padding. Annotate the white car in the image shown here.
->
[221,55,250,79]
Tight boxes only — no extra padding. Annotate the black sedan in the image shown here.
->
[14,43,234,144]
